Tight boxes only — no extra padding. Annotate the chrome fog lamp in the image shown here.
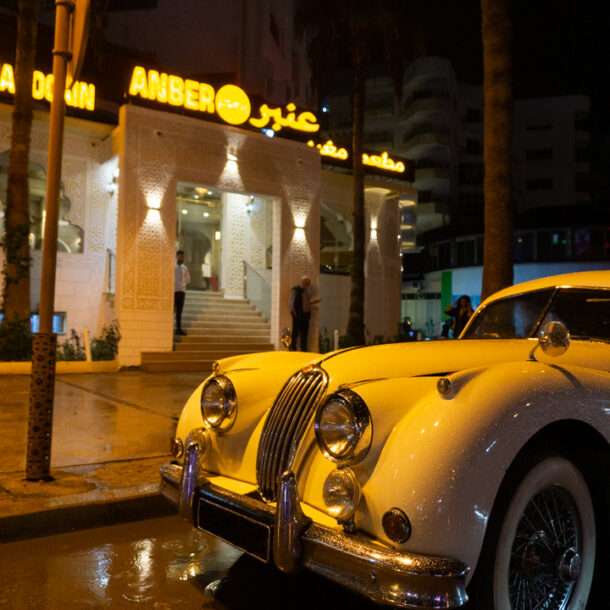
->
[201,376,237,431]
[323,468,361,522]
[315,389,372,463]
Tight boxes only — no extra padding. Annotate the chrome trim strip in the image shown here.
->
[191,476,469,609]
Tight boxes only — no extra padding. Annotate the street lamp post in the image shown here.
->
[25,0,90,481]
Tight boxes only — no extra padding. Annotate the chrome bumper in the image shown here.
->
[160,457,468,609]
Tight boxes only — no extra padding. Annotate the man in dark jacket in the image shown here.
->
[289,276,313,351]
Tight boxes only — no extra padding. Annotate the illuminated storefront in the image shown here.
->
[0,63,416,366]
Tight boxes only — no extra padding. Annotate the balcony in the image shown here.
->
[415,167,451,190]
[401,96,453,124]
[402,131,450,152]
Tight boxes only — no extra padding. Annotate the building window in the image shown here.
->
[537,230,569,260]
[526,178,553,191]
[574,172,590,193]
[526,123,552,132]
[459,162,484,185]
[366,129,393,144]
[464,107,482,123]
[525,148,553,161]
[456,239,476,266]
[514,232,535,262]
[0,153,84,253]
[0,311,66,334]
[465,138,482,155]
[573,228,606,260]
[438,242,452,268]
[574,111,591,131]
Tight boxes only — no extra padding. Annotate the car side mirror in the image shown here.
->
[538,320,571,358]
[528,321,571,361]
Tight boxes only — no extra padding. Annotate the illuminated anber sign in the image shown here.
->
[128,66,320,134]
[0,62,95,111]
[308,139,407,174]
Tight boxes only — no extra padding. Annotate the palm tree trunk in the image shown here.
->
[346,45,366,345]
[481,0,513,300]
[3,0,39,322]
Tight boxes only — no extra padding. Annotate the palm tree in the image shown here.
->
[2,0,39,326]
[481,0,513,299]
[297,0,413,345]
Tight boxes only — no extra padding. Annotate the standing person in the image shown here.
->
[289,275,318,351]
[445,295,474,338]
[174,250,191,336]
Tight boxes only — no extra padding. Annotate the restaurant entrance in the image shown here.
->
[176,182,222,291]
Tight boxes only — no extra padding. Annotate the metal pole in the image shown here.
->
[26,0,73,481]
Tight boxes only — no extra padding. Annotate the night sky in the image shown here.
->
[415,0,610,104]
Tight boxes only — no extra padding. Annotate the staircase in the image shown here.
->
[141,291,274,372]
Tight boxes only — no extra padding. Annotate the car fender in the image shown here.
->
[356,360,610,580]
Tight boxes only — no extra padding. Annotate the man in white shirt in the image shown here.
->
[174,250,191,335]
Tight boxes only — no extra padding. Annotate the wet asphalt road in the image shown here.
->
[0,516,375,610]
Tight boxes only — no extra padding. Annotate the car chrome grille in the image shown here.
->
[256,367,328,501]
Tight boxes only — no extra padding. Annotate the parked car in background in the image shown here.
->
[162,270,610,609]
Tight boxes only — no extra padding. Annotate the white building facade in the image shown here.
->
[0,63,415,366]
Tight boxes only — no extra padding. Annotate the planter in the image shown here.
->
[0,360,120,375]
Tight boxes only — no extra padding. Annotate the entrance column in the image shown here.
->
[115,106,176,366]
[271,188,321,352]
[220,192,249,298]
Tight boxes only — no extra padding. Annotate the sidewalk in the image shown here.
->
[0,371,207,541]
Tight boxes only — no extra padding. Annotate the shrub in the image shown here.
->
[91,321,121,361]
[0,319,32,361]
[57,329,86,361]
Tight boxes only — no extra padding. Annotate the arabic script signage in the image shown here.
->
[307,139,408,175]
[128,66,320,134]
[0,62,95,111]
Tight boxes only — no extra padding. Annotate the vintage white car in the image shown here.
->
[161,270,610,609]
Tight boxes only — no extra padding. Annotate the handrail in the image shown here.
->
[243,260,271,322]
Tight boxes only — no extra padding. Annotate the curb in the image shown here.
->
[0,493,177,543]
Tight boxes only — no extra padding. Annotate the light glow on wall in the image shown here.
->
[370,217,378,240]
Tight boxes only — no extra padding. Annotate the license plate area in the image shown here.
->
[196,486,274,563]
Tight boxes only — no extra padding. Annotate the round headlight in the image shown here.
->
[315,390,372,463]
[201,376,237,431]
[323,468,361,522]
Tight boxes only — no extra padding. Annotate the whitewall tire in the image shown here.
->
[490,456,596,610]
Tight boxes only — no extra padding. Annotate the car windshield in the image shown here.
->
[462,288,554,339]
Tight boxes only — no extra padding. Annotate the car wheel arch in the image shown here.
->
[466,418,610,607]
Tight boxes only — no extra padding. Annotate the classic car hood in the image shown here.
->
[319,338,535,387]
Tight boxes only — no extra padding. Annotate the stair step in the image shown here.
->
[182,315,266,326]
[142,360,215,373]
[184,320,269,334]
[178,333,270,341]
[143,349,271,362]
[176,342,273,352]
[182,312,263,321]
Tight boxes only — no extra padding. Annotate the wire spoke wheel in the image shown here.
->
[508,486,581,610]
[488,457,596,610]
